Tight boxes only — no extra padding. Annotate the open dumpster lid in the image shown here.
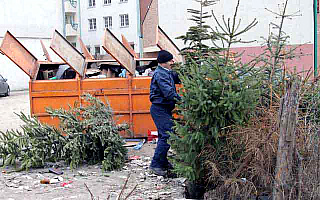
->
[102,28,135,75]
[50,30,86,77]
[156,26,183,63]
[0,31,40,79]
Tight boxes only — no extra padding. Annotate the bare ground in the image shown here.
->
[0,90,185,200]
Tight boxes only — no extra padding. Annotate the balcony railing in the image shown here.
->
[71,23,78,31]
[66,0,77,8]
[66,23,79,36]
[64,0,77,13]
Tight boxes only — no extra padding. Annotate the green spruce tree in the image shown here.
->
[170,0,259,192]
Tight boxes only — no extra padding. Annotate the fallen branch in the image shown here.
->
[84,183,95,200]
[124,184,138,200]
[117,173,131,200]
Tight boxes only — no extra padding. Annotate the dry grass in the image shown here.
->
[203,101,320,199]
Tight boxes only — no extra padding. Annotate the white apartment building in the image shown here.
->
[79,0,140,58]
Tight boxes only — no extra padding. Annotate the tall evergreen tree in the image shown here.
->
[169,0,259,196]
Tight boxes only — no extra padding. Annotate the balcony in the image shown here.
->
[65,0,77,13]
[66,23,79,37]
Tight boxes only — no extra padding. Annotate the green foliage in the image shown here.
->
[170,0,260,183]
[171,55,260,182]
[176,0,220,56]
[47,94,128,171]
[0,94,128,171]
[0,113,65,170]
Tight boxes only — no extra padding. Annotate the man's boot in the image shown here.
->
[149,166,167,176]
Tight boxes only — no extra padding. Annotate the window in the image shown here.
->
[104,0,111,5]
[120,14,129,27]
[71,43,76,48]
[88,18,96,30]
[88,0,95,7]
[104,16,112,29]
[120,0,127,3]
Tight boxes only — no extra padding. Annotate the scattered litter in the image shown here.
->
[40,179,50,184]
[133,139,146,150]
[60,181,73,187]
[40,176,63,184]
[123,139,142,147]
[129,155,141,160]
[50,176,64,184]
[77,171,88,176]
[241,178,247,183]
[49,168,63,175]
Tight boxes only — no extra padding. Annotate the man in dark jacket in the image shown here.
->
[149,50,181,176]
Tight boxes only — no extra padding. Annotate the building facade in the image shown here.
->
[78,0,140,58]
[0,0,317,91]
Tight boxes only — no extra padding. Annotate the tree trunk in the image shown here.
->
[273,79,300,200]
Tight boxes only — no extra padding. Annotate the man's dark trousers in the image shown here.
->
[150,103,174,169]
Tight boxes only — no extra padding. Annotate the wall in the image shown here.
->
[159,0,314,48]
[0,0,64,91]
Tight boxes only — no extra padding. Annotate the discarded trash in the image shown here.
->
[133,139,145,150]
[241,178,247,183]
[123,139,142,147]
[40,179,50,184]
[50,176,64,184]
[49,167,63,175]
[78,171,88,176]
[129,155,141,160]
[40,176,63,184]
[60,180,73,187]
[147,130,158,142]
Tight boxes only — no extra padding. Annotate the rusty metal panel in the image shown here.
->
[50,30,86,77]
[0,31,39,79]
[121,34,138,58]
[32,96,79,114]
[157,26,183,63]
[133,94,151,111]
[30,79,79,92]
[102,28,135,74]
[133,114,156,137]
[82,78,129,90]
[40,40,52,62]
[79,37,95,60]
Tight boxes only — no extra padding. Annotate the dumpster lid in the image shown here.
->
[79,37,95,60]
[50,30,86,77]
[121,34,138,59]
[0,31,40,79]
[156,26,183,63]
[102,28,135,75]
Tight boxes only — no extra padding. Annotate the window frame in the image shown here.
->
[103,0,111,5]
[88,18,97,31]
[119,14,129,28]
[104,16,113,29]
[88,0,96,7]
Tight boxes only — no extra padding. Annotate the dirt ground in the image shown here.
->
[0,90,186,200]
